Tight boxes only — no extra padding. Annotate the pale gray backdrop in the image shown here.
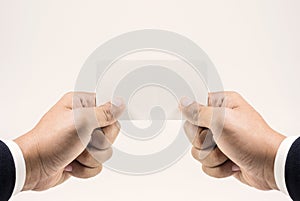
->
[0,0,299,201]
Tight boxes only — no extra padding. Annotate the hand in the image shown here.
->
[14,92,125,191]
[179,91,285,190]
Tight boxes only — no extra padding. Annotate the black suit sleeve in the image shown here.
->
[0,140,16,201]
[285,137,300,201]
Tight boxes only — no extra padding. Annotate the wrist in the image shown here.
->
[14,132,40,191]
[264,131,286,190]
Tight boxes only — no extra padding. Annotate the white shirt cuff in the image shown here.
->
[274,136,299,196]
[2,140,26,196]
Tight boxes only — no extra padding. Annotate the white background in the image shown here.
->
[1,0,299,200]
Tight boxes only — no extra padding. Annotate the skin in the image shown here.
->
[11,90,284,193]
[179,91,286,191]
[14,92,125,191]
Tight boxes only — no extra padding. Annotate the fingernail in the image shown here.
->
[64,165,73,172]
[180,96,194,107]
[112,97,124,107]
[232,165,240,172]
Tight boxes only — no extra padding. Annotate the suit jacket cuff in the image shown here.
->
[274,136,299,196]
[285,136,300,200]
[2,140,26,196]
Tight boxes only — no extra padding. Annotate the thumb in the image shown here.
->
[73,98,125,144]
[179,97,225,134]
[179,96,214,128]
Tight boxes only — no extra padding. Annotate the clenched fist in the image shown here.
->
[15,92,125,191]
[180,92,285,190]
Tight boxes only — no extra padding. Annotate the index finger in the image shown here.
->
[88,122,121,150]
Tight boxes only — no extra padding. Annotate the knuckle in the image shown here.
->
[95,165,103,174]
[82,166,102,178]
[195,129,208,148]
[199,128,209,138]
[89,165,103,177]
[91,165,103,177]
[90,129,110,149]
[199,152,213,165]
[228,91,239,97]
[101,106,114,123]
[79,151,95,165]
[202,166,220,178]
[202,165,213,177]
[198,129,215,150]
[185,102,200,124]
[208,92,222,106]
[214,148,225,159]
[91,147,113,163]
[191,147,200,161]
[64,91,74,99]
[228,91,242,100]
[202,165,208,173]
[206,149,227,167]
[191,109,200,125]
